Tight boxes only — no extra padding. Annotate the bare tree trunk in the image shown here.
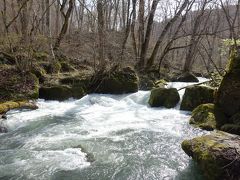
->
[55,0,60,36]
[131,0,138,58]
[54,0,74,51]
[45,0,50,36]
[137,0,145,59]
[183,0,208,72]
[97,0,105,68]
[146,0,189,68]
[17,0,29,43]
[138,0,159,68]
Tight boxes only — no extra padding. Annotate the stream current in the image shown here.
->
[0,78,208,180]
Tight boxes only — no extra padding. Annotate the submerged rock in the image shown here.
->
[182,131,240,180]
[172,72,199,82]
[0,126,7,133]
[91,66,139,94]
[74,145,95,163]
[190,104,226,131]
[180,85,215,111]
[148,88,180,108]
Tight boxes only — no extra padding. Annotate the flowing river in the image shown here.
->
[0,79,209,180]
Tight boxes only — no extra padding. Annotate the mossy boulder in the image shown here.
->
[190,104,227,131]
[0,66,39,102]
[180,85,215,111]
[39,85,82,101]
[182,131,240,180]
[215,48,240,117]
[39,74,90,101]
[172,72,199,82]
[0,101,38,115]
[91,66,139,94]
[148,88,180,108]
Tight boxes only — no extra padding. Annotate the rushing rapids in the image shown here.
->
[0,78,209,180]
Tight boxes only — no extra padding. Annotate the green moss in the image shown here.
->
[0,101,38,114]
[226,48,240,73]
[190,103,227,130]
[154,79,168,88]
[148,88,180,108]
[181,134,230,180]
[180,85,215,111]
[190,104,216,131]
[215,48,240,117]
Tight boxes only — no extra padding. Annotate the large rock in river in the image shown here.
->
[180,85,215,111]
[148,88,180,108]
[90,66,139,94]
[172,72,199,82]
[189,103,226,131]
[215,47,240,117]
[182,131,240,180]
[39,74,90,101]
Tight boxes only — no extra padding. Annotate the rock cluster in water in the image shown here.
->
[182,47,240,179]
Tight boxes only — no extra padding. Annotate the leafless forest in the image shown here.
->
[0,0,240,75]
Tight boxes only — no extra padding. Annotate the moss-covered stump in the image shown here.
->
[0,101,38,115]
[172,72,199,82]
[148,88,180,108]
[91,66,139,94]
[180,85,215,111]
[182,131,240,180]
[0,66,39,102]
[215,48,240,117]
[190,104,227,131]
